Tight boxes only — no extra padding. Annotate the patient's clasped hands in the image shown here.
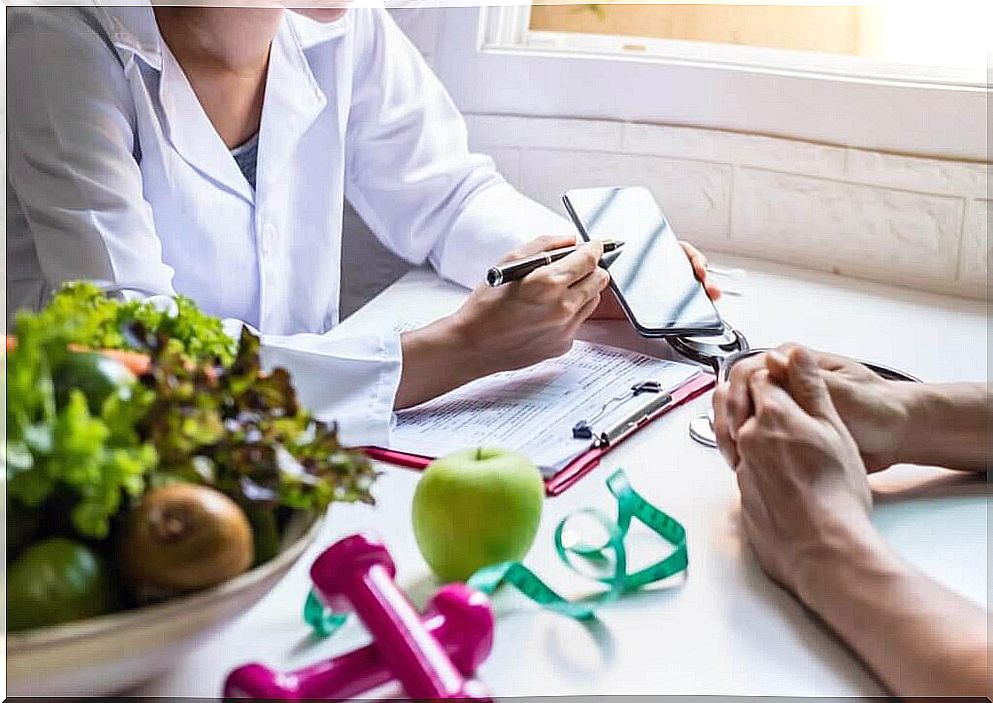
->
[714,347,874,596]
[712,344,989,697]
[715,345,916,472]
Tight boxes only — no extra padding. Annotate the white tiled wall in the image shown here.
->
[465,114,990,299]
[959,199,991,289]
[731,169,961,281]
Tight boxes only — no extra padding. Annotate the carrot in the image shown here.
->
[7,337,220,379]
[7,335,151,375]
[87,348,151,376]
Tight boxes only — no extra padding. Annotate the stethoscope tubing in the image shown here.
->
[712,347,922,384]
[670,325,921,449]
[667,325,750,376]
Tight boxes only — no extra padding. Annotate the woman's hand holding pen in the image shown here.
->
[454,234,610,370]
[395,235,609,409]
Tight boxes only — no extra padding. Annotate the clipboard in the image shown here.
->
[362,371,715,497]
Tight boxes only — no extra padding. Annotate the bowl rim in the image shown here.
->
[7,513,324,651]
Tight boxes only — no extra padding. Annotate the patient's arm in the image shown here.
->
[798,527,988,697]
[897,382,991,472]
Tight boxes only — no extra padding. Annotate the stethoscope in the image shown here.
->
[664,321,922,448]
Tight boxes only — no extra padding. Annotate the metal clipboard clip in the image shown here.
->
[572,381,673,448]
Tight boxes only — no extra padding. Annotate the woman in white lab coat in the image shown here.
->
[7,4,716,445]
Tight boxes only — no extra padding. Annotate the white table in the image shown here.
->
[139,255,988,698]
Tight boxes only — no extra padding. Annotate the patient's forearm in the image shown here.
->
[798,529,988,697]
[897,383,991,472]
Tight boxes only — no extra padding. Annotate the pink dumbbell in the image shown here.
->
[223,582,494,699]
[313,534,489,700]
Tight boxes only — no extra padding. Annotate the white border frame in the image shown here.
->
[435,6,989,161]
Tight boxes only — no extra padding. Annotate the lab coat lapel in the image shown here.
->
[104,4,162,70]
[256,18,328,193]
[157,40,256,204]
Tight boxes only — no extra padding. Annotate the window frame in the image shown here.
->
[433,5,988,161]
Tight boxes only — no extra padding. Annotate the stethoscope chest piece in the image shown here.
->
[688,411,718,448]
[665,322,749,449]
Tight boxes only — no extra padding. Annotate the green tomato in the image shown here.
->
[7,538,119,632]
[51,352,135,414]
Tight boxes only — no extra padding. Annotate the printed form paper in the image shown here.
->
[390,341,700,475]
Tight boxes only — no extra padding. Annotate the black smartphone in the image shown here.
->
[562,186,724,338]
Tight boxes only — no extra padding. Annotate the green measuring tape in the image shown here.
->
[304,468,687,635]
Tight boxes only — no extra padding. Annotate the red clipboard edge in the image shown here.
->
[362,446,433,470]
[360,371,716,497]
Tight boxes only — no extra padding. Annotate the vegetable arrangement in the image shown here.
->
[6,283,377,631]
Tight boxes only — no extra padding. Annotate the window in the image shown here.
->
[433,4,989,159]
[524,3,988,86]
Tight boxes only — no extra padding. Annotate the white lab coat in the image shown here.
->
[6,3,572,445]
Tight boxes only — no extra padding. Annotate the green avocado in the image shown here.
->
[51,352,136,414]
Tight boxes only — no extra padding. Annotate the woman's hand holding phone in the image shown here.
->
[681,241,722,301]
[590,240,721,320]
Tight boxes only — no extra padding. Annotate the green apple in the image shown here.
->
[412,447,544,582]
